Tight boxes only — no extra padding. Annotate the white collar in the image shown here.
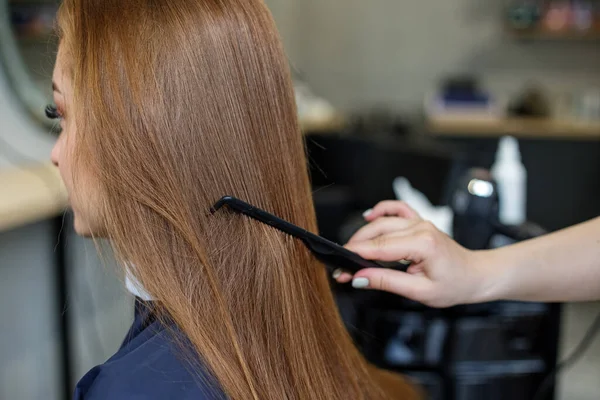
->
[125,268,155,301]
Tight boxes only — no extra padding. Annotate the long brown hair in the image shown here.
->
[57,0,420,398]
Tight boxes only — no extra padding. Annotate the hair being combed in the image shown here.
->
[57,0,421,398]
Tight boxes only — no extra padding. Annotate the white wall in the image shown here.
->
[0,221,60,400]
[559,302,600,400]
[267,0,600,113]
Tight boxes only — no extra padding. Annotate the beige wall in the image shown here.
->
[267,0,600,113]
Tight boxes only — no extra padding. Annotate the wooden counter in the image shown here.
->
[0,162,68,233]
[428,115,600,139]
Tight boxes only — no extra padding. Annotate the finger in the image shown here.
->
[337,273,354,284]
[332,269,353,284]
[348,217,419,244]
[406,264,424,275]
[363,200,420,222]
[351,268,432,301]
[345,231,435,264]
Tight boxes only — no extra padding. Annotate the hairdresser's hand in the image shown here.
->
[334,201,490,308]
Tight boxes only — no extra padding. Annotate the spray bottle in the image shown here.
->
[491,136,527,226]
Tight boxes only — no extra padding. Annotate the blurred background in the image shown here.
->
[1,0,600,399]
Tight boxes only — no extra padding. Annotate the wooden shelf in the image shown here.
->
[299,114,346,133]
[427,115,600,139]
[0,162,68,233]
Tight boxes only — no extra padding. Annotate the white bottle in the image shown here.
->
[491,136,527,226]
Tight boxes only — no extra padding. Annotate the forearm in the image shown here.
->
[477,216,600,303]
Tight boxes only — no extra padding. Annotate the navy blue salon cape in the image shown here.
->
[73,298,226,399]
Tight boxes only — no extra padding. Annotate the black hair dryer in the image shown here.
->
[450,168,546,250]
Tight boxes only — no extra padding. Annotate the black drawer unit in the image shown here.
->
[452,360,546,400]
[450,303,548,363]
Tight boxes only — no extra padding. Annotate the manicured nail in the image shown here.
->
[332,269,343,279]
[363,209,373,218]
[352,277,370,289]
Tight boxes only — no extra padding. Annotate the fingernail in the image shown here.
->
[362,209,373,218]
[332,269,342,279]
[352,277,370,289]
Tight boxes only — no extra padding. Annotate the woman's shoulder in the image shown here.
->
[73,311,226,400]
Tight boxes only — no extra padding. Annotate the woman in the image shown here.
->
[47,0,421,399]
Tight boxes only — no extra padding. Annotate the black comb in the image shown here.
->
[211,196,411,274]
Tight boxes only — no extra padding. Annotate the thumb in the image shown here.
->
[351,268,432,300]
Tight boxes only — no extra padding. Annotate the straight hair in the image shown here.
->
[57,0,421,398]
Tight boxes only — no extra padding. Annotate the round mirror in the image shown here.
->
[0,0,60,131]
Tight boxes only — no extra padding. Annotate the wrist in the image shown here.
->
[468,248,512,304]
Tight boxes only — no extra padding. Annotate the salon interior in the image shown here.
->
[1,0,600,399]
